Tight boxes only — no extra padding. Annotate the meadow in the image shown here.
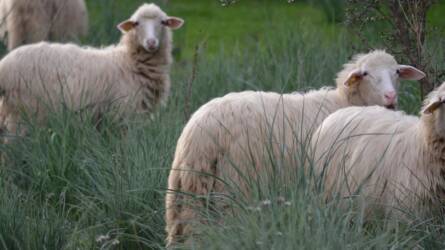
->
[0,0,445,249]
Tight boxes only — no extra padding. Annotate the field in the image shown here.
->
[0,0,445,249]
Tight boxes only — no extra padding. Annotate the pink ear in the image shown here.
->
[344,69,366,87]
[162,17,184,30]
[117,20,137,33]
[397,65,426,81]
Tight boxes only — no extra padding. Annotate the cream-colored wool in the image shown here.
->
[311,82,445,219]
[0,0,88,50]
[0,3,183,140]
[165,50,425,246]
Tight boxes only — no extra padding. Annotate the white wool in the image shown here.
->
[311,82,445,219]
[0,3,178,140]
[164,50,424,246]
[0,0,88,50]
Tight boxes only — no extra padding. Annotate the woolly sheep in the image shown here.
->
[0,3,184,141]
[0,0,89,50]
[311,82,445,219]
[165,50,425,246]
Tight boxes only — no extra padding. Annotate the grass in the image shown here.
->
[85,0,340,59]
[0,0,444,249]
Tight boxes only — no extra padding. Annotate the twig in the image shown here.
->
[183,39,207,122]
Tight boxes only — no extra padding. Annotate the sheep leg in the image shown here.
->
[165,157,218,247]
[6,12,25,50]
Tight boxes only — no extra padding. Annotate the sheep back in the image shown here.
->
[0,42,146,117]
[311,106,435,217]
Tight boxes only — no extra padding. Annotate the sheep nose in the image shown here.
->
[384,91,397,104]
[147,39,157,48]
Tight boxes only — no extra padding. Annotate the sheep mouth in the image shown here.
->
[385,104,396,110]
[146,46,159,53]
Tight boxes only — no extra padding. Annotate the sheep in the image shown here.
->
[311,82,445,219]
[0,3,184,142]
[165,50,425,246]
[0,0,89,50]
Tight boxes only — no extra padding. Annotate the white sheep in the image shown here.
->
[311,82,445,219]
[0,3,184,141]
[165,50,425,246]
[0,0,89,50]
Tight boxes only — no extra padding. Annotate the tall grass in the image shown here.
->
[0,19,352,249]
[0,1,444,249]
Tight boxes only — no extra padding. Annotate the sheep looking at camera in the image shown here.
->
[0,3,183,140]
[311,82,445,219]
[0,0,89,50]
[165,50,425,246]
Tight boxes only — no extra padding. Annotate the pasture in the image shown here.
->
[0,0,444,249]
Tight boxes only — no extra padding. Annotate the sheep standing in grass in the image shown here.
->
[311,82,445,218]
[0,0,89,50]
[0,3,183,140]
[165,50,425,246]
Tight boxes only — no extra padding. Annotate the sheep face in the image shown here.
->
[343,53,425,109]
[422,83,445,137]
[118,3,184,53]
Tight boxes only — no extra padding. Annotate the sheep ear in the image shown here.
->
[118,20,137,33]
[162,17,184,30]
[344,69,365,87]
[422,97,443,114]
[398,65,426,81]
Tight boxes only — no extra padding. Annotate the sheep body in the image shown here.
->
[0,3,178,137]
[0,0,88,50]
[165,50,425,246]
[165,89,351,245]
[311,84,445,218]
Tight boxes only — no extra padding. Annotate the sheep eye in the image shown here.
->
[161,20,168,25]
[362,71,368,76]
[396,69,400,75]
[134,21,139,26]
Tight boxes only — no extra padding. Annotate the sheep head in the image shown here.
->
[422,83,445,139]
[118,3,184,53]
[340,50,425,109]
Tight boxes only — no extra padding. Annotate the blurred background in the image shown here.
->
[85,0,445,59]
[83,0,445,113]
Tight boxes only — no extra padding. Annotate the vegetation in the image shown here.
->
[345,0,442,98]
[0,0,444,249]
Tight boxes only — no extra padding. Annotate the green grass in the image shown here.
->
[0,1,444,249]
[85,0,340,59]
